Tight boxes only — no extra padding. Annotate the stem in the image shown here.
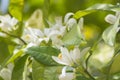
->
[85,50,96,80]
[85,50,92,69]
[84,69,96,80]
[1,31,27,45]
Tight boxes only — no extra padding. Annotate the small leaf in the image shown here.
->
[32,60,62,80]
[43,0,50,27]
[6,50,23,65]
[76,75,92,80]
[74,10,95,19]
[86,4,113,10]
[62,19,85,46]
[9,0,24,21]
[74,4,120,19]
[26,46,60,66]
[89,42,114,70]
[32,60,45,80]
[0,41,10,65]
[102,15,120,46]
[11,54,29,80]
[0,77,4,80]
[110,53,120,74]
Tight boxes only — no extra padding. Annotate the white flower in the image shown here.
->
[59,66,75,80]
[52,47,90,66]
[105,14,117,24]
[44,17,66,38]
[25,9,44,29]
[105,11,120,24]
[0,15,18,31]
[0,63,14,80]
[64,13,74,24]
[44,17,66,48]
[22,27,48,46]
[64,12,78,30]
[52,47,81,66]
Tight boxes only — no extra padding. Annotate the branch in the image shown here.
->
[1,31,27,45]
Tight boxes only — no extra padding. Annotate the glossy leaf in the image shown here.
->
[87,4,120,11]
[43,0,50,27]
[32,60,45,80]
[102,15,120,46]
[9,0,24,21]
[62,21,85,46]
[6,50,23,65]
[89,42,114,70]
[32,60,62,80]
[26,46,60,66]
[74,10,95,19]
[74,4,120,19]
[11,54,29,80]
[76,76,92,80]
[0,77,3,80]
[110,53,120,74]
[0,41,10,65]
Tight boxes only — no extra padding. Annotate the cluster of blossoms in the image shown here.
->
[0,10,87,80]
[0,8,120,80]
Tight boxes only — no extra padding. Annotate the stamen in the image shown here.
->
[58,53,62,59]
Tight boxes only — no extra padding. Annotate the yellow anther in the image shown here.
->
[25,34,31,40]
[58,53,62,59]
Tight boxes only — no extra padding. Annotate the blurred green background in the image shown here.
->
[0,0,120,44]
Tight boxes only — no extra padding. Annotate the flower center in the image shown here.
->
[58,53,62,59]
[25,34,31,40]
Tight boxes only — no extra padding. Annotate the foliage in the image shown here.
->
[0,0,120,80]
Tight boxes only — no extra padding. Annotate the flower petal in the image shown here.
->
[52,56,69,65]
[61,47,73,65]
[105,14,116,24]
[64,13,74,24]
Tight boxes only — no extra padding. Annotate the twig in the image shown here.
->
[1,31,27,45]
[84,50,96,80]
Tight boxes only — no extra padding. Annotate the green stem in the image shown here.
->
[85,50,96,80]
[1,31,27,45]
[84,69,96,80]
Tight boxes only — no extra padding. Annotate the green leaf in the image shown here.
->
[87,4,120,12]
[0,77,4,80]
[110,53,120,74]
[11,54,29,80]
[0,37,16,45]
[76,75,92,80]
[26,46,60,66]
[89,42,114,70]
[43,0,50,27]
[14,22,24,37]
[102,15,120,46]
[32,60,62,80]
[74,10,95,19]
[32,60,45,80]
[6,50,23,65]
[0,41,10,65]
[9,0,24,21]
[62,21,85,46]
[74,4,120,19]
[87,4,113,10]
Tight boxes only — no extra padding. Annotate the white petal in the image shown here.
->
[78,18,84,31]
[72,47,81,62]
[52,56,69,65]
[66,18,77,30]
[59,67,75,80]
[80,47,90,58]
[61,66,67,76]
[105,14,116,24]
[64,13,74,24]
[61,47,73,65]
